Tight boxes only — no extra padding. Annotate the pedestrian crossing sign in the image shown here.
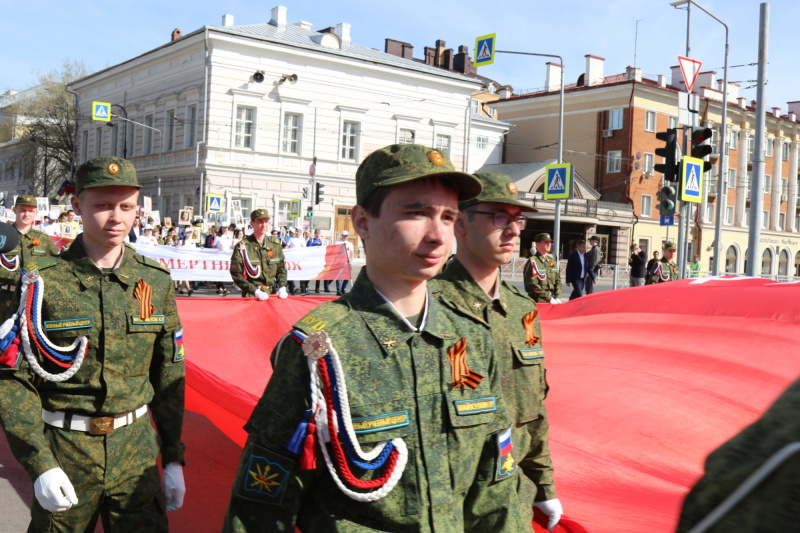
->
[473,34,496,67]
[92,102,111,122]
[543,163,573,200]
[206,194,224,213]
[681,156,703,203]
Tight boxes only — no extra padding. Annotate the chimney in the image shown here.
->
[671,65,685,89]
[772,107,781,117]
[545,62,563,92]
[171,28,182,41]
[626,66,642,82]
[788,101,800,116]
[585,55,605,86]
[738,97,748,108]
[270,6,287,29]
[295,21,312,31]
[335,22,351,46]
[453,45,475,75]
[658,75,668,87]
[385,39,414,60]
[790,112,797,122]
[499,85,514,99]
[221,14,234,27]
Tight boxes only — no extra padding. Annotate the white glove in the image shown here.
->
[277,286,288,299]
[162,462,185,512]
[533,498,563,532]
[555,298,563,304]
[549,298,560,304]
[34,467,78,512]
[254,289,269,301]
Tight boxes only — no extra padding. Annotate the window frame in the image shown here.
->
[606,150,622,173]
[281,112,302,155]
[235,105,256,150]
[640,194,652,218]
[644,110,656,132]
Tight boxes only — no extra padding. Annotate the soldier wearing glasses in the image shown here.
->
[432,172,563,531]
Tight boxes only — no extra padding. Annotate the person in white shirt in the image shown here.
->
[138,226,160,246]
[334,230,354,295]
[286,227,306,294]
[214,226,233,295]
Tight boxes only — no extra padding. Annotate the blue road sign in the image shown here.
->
[660,214,675,226]
[473,34,496,67]
[543,163,572,200]
[681,156,703,203]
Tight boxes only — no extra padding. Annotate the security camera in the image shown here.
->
[253,70,265,83]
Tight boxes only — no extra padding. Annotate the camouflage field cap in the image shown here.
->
[355,144,482,204]
[250,208,270,221]
[14,194,37,207]
[76,156,141,194]
[459,172,538,212]
[534,232,553,243]
[664,241,678,250]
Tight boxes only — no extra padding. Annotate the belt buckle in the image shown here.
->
[89,416,114,435]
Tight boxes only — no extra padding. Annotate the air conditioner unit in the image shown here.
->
[603,129,614,138]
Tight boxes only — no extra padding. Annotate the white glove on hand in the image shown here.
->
[549,298,560,304]
[34,467,78,512]
[254,289,269,301]
[533,498,563,532]
[277,286,288,299]
[556,298,563,304]
[163,462,185,512]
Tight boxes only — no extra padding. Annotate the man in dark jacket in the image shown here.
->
[628,244,647,287]
[565,239,593,300]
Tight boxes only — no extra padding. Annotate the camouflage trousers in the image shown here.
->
[29,412,168,533]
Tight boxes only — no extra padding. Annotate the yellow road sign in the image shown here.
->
[92,102,111,122]
[474,34,496,67]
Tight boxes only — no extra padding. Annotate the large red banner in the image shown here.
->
[179,278,800,532]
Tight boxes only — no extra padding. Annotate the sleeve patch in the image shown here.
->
[174,328,185,362]
[235,443,294,504]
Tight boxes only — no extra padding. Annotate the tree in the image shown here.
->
[9,60,90,200]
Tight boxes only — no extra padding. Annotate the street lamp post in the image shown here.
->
[496,50,565,259]
[670,0,730,276]
[111,104,128,159]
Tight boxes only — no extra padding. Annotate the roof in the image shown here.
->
[477,160,600,200]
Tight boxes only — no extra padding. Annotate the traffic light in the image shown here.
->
[315,183,325,205]
[690,127,714,174]
[657,181,678,216]
[654,128,679,182]
[302,187,309,199]
[306,206,313,217]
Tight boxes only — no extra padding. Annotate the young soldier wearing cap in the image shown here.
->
[0,156,186,531]
[223,145,526,532]
[431,172,562,531]
[524,233,562,304]
[0,195,61,321]
[649,241,680,283]
[229,209,288,300]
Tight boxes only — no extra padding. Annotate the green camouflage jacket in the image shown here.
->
[649,257,679,283]
[223,269,525,532]
[523,252,562,303]
[677,378,800,532]
[0,235,185,481]
[229,234,286,296]
[432,258,555,513]
[0,227,60,319]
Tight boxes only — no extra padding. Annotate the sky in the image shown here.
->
[2,0,798,112]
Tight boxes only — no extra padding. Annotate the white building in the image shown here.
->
[69,6,506,237]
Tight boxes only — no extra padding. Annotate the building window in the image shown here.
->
[727,169,736,189]
[165,110,175,151]
[282,113,301,154]
[235,106,255,149]
[644,111,656,132]
[185,105,197,148]
[277,200,292,228]
[606,150,622,173]
[779,212,786,229]
[471,99,479,114]
[746,135,755,161]
[476,136,488,149]
[609,109,623,130]
[725,245,737,273]
[729,130,738,150]
[163,196,172,220]
[744,207,750,226]
[643,153,655,174]
[761,248,773,276]
[126,121,135,158]
[110,124,118,157]
[779,249,789,276]
[764,175,771,194]
[94,127,102,157]
[765,138,773,157]
[641,195,652,218]
[782,142,789,161]
[668,116,678,129]
[340,121,359,160]
[144,114,154,155]
[762,211,769,229]
[725,206,733,225]
[435,134,451,156]
[781,178,788,198]
[745,172,752,196]
[399,128,415,144]
[81,130,88,162]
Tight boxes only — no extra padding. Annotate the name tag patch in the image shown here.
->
[32,249,46,256]
[44,318,92,331]
[130,315,166,325]
[352,411,409,434]
[518,348,544,360]
[454,397,497,416]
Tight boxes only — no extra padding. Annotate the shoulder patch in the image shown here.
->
[292,300,349,334]
[27,255,61,272]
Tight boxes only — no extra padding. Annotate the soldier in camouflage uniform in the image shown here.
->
[649,241,679,284]
[223,144,528,532]
[431,172,562,531]
[524,233,562,304]
[0,156,186,532]
[677,378,800,532]
[0,194,61,321]
[229,209,288,300]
